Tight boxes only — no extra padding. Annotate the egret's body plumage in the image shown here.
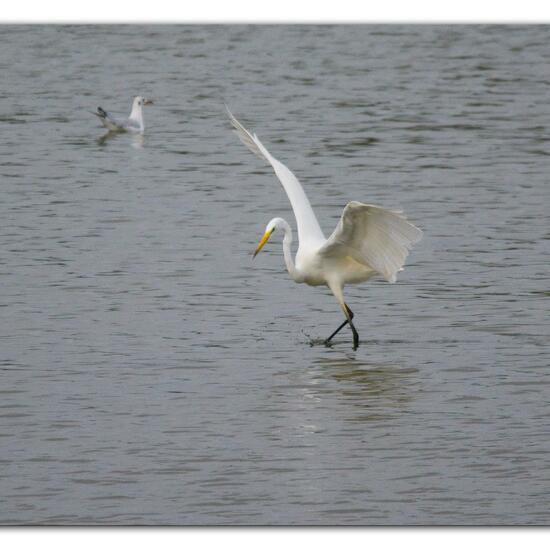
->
[227,107,422,349]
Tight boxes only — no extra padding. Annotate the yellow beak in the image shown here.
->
[253,228,275,258]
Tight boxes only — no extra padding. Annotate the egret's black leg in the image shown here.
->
[325,319,348,345]
[349,320,359,350]
[324,304,354,346]
[344,304,359,350]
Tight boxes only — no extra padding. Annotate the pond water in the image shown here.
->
[1,24,549,524]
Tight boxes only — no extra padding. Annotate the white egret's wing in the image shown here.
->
[319,201,422,283]
[226,106,325,244]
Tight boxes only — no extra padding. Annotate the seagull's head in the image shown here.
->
[133,96,154,108]
[253,218,286,258]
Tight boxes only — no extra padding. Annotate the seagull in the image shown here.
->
[227,107,423,350]
[94,96,153,134]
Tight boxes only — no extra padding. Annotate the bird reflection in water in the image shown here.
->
[96,131,145,149]
[309,355,417,421]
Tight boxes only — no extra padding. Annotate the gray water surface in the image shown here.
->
[1,25,549,525]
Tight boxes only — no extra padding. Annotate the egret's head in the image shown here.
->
[133,96,154,108]
[253,218,285,258]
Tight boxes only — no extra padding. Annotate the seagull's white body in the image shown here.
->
[227,107,423,349]
[95,96,152,134]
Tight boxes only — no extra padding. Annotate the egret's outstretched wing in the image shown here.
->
[320,201,422,283]
[226,106,325,244]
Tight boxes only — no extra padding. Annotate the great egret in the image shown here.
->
[94,96,154,134]
[227,107,422,350]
